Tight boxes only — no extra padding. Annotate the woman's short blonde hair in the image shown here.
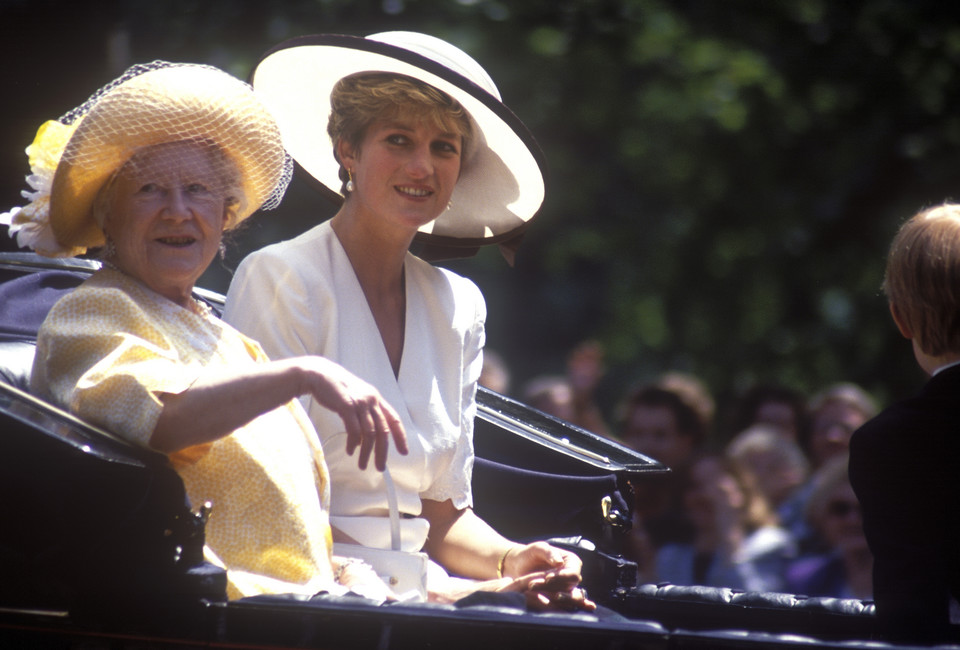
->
[883,203,960,356]
[327,72,473,193]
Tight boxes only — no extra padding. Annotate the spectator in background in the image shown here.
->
[780,381,878,553]
[785,455,871,600]
[618,373,713,471]
[479,349,511,395]
[805,383,878,471]
[654,452,795,592]
[522,375,576,423]
[616,373,714,580]
[565,340,611,438]
[726,424,810,511]
[659,371,716,439]
[520,340,611,437]
[726,383,808,444]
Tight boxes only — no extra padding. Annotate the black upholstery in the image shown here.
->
[623,583,878,641]
[0,269,88,339]
[0,269,88,391]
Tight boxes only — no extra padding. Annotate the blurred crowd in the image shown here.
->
[479,340,878,599]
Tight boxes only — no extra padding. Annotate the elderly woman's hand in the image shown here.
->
[333,557,398,603]
[295,356,408,471]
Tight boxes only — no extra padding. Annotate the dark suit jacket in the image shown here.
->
[849,364,960,644]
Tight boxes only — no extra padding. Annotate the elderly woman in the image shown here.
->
[224,32,592,610]
[2,62,407,601]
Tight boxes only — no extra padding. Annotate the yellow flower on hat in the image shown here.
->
[1,119,86,257]
[27,119,78,176]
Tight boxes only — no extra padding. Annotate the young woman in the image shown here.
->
[225,32,591,610]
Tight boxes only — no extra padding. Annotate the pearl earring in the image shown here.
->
[345,169,355,193]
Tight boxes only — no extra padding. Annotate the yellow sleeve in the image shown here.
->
[32,284,201,448]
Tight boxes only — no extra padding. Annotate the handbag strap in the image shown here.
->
[327,433,404,551]
[382,466,402,551]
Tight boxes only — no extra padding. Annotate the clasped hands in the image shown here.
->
[495,541,596,612]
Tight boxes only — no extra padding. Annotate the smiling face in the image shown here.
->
[338,115,463,235]
[101,141,233,306]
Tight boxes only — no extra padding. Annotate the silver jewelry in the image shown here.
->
[218,241,226,260]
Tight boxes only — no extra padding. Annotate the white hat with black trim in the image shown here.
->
[251,31,546,262]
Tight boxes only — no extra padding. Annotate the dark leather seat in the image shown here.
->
[0,268,88,391]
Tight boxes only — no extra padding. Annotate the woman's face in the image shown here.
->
[340,115,462,233]
[819,483,867,555]
[740,449,805,507]
[102,141,229,305]
[684,456,746,531]
[809,402,867,468]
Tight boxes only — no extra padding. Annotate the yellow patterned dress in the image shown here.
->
[30,268,335,600]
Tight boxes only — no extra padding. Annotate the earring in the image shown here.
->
[446,201,453,211]
[218,241,227,260]
[345,169,355,193]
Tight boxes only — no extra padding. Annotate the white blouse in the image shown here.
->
[224,220,485,552]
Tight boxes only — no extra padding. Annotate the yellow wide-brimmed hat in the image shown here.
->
[2,61,291,257]
[251,32,546,263]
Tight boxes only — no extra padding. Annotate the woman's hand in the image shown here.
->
[501,541,582,587]
[497,541,594,612]
[151,355,407,464]
[428,571,596,613]
[294,356,408,471]
[416,503,595,612]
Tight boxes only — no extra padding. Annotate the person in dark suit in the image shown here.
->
[849,203,960,644]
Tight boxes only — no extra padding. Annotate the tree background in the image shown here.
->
[3,0,958,439]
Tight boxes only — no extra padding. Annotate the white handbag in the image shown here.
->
[333,466,429,601]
